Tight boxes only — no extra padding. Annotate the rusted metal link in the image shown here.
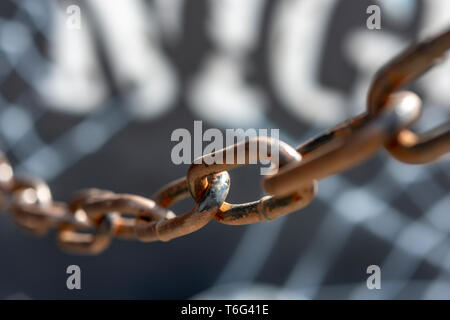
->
[136,172,230,242]
[368,29,450,164]
[58,189,173,254]
[152,176,190,208]
[187,137,317,225]
[57,189,113,254]
[9,176,83,228]
[58,214,114,255]
[385,123,450,164]
[9,175,55,234]
[263,91,422,197]
[0,156,78,234]
[0,153,14,194]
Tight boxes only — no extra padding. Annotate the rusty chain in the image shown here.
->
[0,29,449,255]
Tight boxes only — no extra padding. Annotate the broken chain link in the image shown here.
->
[0,29,449,254]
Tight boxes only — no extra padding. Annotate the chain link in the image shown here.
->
[0,29,449,254]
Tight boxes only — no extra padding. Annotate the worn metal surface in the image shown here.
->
[136,171,230,243]
[263,91,422,197]
[187,137,317,225]
[368,29,450,164]
[0,28,449,255]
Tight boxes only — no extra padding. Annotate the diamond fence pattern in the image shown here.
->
[0,0,449,299]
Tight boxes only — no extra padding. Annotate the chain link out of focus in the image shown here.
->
[0,29,449,255]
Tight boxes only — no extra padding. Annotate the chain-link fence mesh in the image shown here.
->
[0,0,449,299]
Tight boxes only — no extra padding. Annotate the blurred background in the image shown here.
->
[0,0,449,299]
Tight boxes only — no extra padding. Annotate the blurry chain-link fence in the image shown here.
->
[0,0,449,299]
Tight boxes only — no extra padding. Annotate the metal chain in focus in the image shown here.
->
[0,29,449,255]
